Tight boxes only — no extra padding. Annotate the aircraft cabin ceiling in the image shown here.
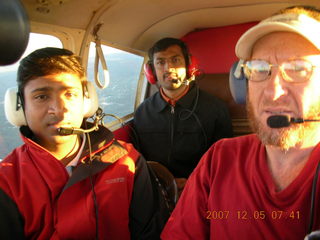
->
[22,0,320,51]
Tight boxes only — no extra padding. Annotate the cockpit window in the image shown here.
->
[87,42,143,124]
[0,33,62,160]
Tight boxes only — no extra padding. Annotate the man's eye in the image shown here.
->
[256,68,269,73]
[34,95,48,101]
[172,58,180,64]
[65,92,79,98]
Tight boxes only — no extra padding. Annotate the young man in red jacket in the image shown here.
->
[0,47,162,239]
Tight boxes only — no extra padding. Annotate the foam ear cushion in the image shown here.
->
[4,82,99,127]
[83,81,99,118]
[4,88,27,126]
[229,60,247,104]
[144,62,157,84]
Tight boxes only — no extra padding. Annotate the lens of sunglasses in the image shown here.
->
[244,60,270,81]
[282,60,313,82]
[244,59,314,82]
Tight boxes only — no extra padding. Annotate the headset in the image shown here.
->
[144,55,200,85]
[4,81,99,127]
[229,60,247,104]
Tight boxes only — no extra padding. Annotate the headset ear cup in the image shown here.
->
[144,62,157,84]
[229,60,247,104]
[4,87,27,126]
[83,81,99,118]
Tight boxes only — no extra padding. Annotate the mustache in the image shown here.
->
[164,72,178,78]
[163,73,183,84]
[47,116,66,126]
[261,98,290,108]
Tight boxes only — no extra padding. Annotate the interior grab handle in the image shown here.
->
[94,38,110,89]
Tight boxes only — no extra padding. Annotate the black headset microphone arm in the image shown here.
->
[291,118,320,123]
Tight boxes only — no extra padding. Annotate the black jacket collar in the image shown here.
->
[151,81,198,112]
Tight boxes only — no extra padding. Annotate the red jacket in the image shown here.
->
[0,125,158,239]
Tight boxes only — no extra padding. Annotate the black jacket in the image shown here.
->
[133,83,233,178]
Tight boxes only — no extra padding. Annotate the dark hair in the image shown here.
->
[17,47,85,100]
[148,38,191,77]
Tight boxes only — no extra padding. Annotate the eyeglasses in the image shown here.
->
[242,59,318,82]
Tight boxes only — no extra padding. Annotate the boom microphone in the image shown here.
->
[57,108,103,135]
[170,69,196,85]
[57,125,99,135]
[267,115,291,128]
[267,115,320,128]
[171,76,194,85]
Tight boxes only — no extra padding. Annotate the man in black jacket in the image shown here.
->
[133,38,233,195]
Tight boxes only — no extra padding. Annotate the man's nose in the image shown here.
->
[48,96,67,115]
[164,60,175,71]
[264,68,288,101]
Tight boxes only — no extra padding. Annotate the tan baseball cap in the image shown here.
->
[235,13,320,59]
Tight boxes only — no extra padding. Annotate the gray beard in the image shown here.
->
[246,100,320,151]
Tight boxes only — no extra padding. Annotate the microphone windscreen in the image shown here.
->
[267,115,290,128]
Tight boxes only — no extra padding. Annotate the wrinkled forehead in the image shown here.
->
[250,31,320,60]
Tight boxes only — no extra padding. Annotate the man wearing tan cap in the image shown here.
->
[161,6,320,240]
